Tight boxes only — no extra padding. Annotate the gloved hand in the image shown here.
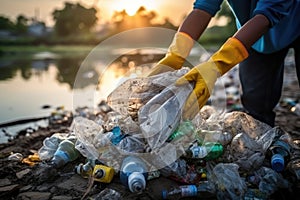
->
[147,32,194,76]
[176,37,249,119]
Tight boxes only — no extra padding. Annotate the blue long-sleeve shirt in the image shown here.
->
[193,0,300,53]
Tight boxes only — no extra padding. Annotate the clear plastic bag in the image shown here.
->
[107,68,189,121]
[207,163,247,200]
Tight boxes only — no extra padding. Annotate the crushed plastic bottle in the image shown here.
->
[51,138,79,168]
[38,133,68,161]
[139,83,193,149]
[185,142,223,161]
[120,155,148,193]
[162,182,215,199]
[95,188,122,200]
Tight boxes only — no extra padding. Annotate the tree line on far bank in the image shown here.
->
[0,2,235,46]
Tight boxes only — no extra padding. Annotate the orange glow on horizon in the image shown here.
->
[107,0,158,16]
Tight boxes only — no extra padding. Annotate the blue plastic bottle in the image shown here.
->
[270,140,292,172]
[120,155,148,193]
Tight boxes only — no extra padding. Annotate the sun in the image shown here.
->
[113,0,157,16]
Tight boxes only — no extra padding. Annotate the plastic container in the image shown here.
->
[93,164,115,183]
[185,142,223,161]
[269,140,292,172]
[120,155,148,193]
[51,139,79,168]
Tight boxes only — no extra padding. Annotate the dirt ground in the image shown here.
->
[0,62,300,200]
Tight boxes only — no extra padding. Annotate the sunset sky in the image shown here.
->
[0,0,195,26]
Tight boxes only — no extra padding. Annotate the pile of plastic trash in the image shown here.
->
[36,68,299,199]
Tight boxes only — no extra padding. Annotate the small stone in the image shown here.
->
[52,196,73,200]
[0,178,12,187]
[57,175,88,193]
[19,185,32,192]
[16,169,31,179]
[0,184,19,193]
[17,192,51,200]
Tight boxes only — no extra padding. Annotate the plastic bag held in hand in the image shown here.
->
[176,37,249,120]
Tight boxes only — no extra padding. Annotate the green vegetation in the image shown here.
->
[0,1,235,52]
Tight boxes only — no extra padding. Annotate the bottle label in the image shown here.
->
[181,185,197,197]
[192,146,207,158]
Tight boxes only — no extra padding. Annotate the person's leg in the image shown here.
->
[239,48,289,126]
[291,36,300,84]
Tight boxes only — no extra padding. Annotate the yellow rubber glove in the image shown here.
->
[147,32,194,76]
[176,37,249,119]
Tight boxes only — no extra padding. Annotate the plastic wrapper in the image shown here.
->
[207,163,247,199]
[139,83,193,149]
[222,127,278,172]
[117,135,146,153]
[250,167,291,196]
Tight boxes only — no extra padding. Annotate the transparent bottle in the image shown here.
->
[51,139,79,168]
[120,155,148,193]
[162,182,214,199]
[185,142,223,161]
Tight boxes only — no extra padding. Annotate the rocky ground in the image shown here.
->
[0,59,300,200]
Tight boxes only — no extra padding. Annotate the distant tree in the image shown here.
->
[52,2,97,36]
[111,6,177,32]
[0,16,15,30]
[15,15,28,34]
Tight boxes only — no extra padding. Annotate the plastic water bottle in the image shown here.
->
[38,133,67,160]
[120,155,148,193]
[93,164,115,183]
[185,142,223,161]
[269,140,292,172]
[51,139,79,168]
[162,182,214,199]
[166,120,195,142]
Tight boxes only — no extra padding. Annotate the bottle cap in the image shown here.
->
[128,172,146,193]
[271,154,285,172]
[94,168,105,179]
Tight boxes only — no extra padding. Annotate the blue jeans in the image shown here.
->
[239,36,300,127]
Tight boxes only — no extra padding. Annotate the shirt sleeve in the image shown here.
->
[253,0,293,27]
[193,0,224,16]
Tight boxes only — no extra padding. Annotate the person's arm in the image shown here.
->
[146,9,212,76]
[178,14,271,119]
[179,9,212,41]
[233,14,270,49]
